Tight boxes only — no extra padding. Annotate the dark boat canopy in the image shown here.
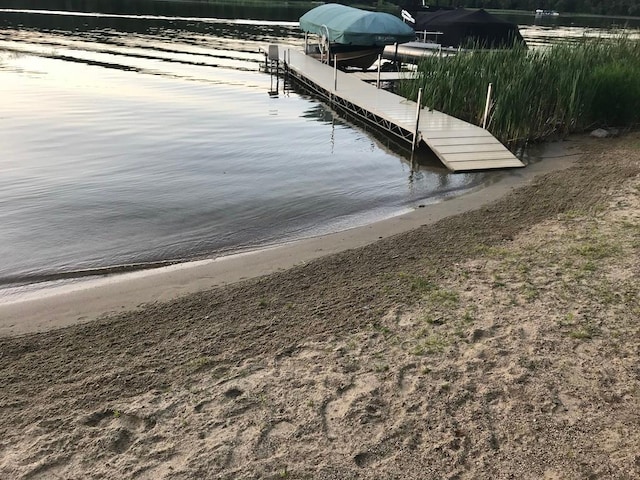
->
[412,8,525,48]
[300,3,415,46]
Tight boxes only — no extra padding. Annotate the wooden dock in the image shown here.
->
[348,71,420,82]
[275,48,523,172]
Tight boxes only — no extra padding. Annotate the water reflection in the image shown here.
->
[499,11,640,30]
[3,5,638,52]
[0,9,301,43]
[496,11,640,48]
[1,6,496,289]
[299,100,457,179]
[0,0,312,22]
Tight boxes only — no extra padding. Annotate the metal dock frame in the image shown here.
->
[275,47,524,172]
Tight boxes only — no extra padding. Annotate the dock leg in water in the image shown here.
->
[411,87,423,156]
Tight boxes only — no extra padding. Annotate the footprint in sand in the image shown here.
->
[322,374,381,440]
[79,408,156,456]
[80,409,154,432]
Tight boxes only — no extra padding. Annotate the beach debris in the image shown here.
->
[590,127,620,138]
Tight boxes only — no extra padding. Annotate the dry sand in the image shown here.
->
[1,133,639,479]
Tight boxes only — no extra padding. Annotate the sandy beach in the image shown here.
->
[1,132,639,479]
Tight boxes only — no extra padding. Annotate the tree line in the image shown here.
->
[435,0,640,16]
[394,0,640,16]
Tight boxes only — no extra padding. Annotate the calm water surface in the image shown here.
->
[0,7,489,297]
[0,5,637,298]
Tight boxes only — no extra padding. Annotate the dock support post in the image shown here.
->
[482,82,493,129]
[267,44,279,74]
[285,49,290,87]
[376,55,382,89]
[412,87,423,156]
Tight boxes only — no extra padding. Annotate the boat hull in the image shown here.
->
[306,45,384,70]
[331,45,384,69]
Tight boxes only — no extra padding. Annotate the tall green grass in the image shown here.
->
[399,36,640,148]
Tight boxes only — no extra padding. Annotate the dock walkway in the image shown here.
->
[277,48,523,172]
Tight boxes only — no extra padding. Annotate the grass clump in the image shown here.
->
[569,324,600,340]
[399,35,640,148]
[425,287,460,307]
[411,334,448,356]
[187,356,215,373]
[404,274,436,294]
[572,240,621,260]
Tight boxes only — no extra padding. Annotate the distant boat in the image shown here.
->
[535,9,560,16]
[299,3,415,69]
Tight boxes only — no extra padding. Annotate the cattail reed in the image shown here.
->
[398,35,640,148]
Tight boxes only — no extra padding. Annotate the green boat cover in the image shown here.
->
[299,3,415,46]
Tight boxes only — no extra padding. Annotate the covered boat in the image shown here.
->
[409,8,525,49]
[299,3,415,69]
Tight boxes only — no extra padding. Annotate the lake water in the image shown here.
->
[0,3,637,299]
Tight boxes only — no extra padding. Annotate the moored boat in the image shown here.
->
[299,3,415,69]
[384,6,526,61]
[404,7,525,50]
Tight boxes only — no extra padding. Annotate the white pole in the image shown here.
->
[376,54,382,89]
[482,82,493,129]
[412,87,423,154]
[333,55,337,91]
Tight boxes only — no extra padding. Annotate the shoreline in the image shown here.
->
[0,139,578,336]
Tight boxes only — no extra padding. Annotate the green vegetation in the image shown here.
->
[399,35,640,147]
[411,334,448,355]
[395,1,640,17]
[187,355,216,372]
[250,1,640,17]
[568,322,600,339]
